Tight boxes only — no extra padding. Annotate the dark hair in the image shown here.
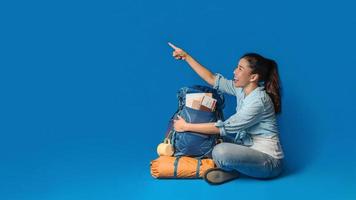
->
[240,53,282,114]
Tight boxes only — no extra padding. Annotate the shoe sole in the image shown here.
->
[203,168,239,185]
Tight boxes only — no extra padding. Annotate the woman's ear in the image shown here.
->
[250,73,259,82]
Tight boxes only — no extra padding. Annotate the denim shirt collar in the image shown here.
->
[242,86,264,102]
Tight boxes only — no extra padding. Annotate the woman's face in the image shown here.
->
[233,58,255,88]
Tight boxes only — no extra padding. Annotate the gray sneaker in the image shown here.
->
[203,168,240,185]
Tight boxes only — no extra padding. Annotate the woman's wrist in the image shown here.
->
[183,122,191,132]
[184,54,192,61]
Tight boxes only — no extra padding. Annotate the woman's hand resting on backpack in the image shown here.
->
[174,115,220,135]
[168,42,190,60]
[173,115,188,132]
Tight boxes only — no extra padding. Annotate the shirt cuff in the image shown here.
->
[213,73,223,90]
[214,120,227,137]
[235,130,247,141]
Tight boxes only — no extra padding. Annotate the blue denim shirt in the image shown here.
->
[213,73,280,147]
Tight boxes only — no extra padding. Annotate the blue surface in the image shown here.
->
[0,0,355,199]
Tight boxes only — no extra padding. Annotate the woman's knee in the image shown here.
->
[212,142,245,159]
[212,143,246,171]
[212,143,229,168]
[212,143,227,160]
[212,143,240,163]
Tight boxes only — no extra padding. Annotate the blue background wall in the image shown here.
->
[1,0,355,199]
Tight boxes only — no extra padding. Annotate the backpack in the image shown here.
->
[165,85,225,158]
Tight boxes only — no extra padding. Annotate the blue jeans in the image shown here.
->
[212,142,283,179]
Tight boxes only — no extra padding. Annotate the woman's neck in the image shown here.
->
[243,82,258,97]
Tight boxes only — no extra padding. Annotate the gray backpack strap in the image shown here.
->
[173,156,181,177]
[195,158,202,178]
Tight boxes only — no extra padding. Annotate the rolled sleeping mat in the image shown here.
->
[150,156,216,179]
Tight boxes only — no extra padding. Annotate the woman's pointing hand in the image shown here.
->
[168,42,189,60]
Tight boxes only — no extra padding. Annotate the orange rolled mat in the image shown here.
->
[150,156,216,179]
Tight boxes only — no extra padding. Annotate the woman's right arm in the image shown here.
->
[168,42,215,86]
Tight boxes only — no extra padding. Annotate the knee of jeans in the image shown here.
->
[262,158,283,179]
[212,143,227,161]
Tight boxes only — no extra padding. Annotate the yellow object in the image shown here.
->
[156,138,174,156]
[150,156,216,179]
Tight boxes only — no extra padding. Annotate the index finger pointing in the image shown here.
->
[168,42,179,50]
